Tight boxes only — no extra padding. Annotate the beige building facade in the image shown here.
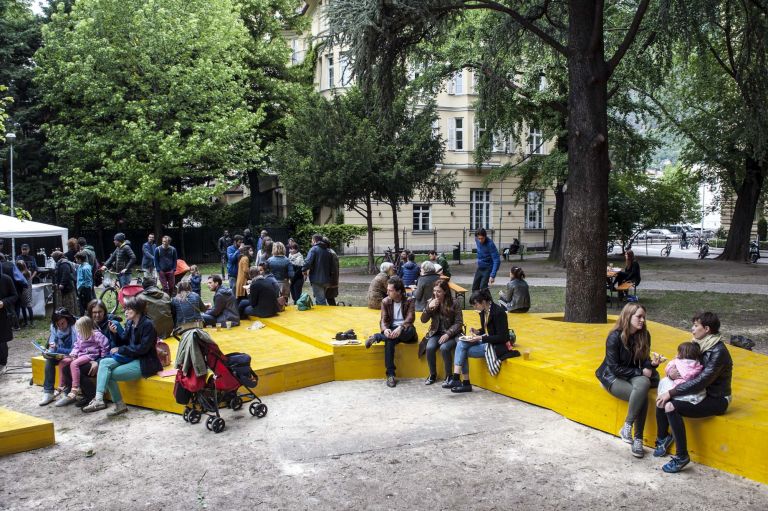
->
[288,1,557,254]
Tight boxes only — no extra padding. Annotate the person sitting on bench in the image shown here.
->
[498,266,530,313]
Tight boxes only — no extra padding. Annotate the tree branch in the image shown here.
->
[606,0,651,76]
[463,0,567,56]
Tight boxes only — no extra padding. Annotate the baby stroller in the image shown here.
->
[174,328,268,433]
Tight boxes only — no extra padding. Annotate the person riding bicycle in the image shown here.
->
[101,233,137,287]
[680,230,688,249]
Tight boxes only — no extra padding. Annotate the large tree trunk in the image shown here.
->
[247,169,262,227]
[718,156,765,261]
[563,0,610,323]
[365,197,376,273]
[548,181,566,263]
[389,200,400,252]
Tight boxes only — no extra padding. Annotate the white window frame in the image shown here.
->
[525,191,544,229]
[448,117,464,151]
[448,70,464,95]
[527,127,544,155]
[470,189,492,231]
[339,53,352,86]
[327,55,335,89]
[431,119,440,140]
[412,204,432,232]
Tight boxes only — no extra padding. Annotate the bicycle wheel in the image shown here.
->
[99,287,120,315]
[374,256,384,268]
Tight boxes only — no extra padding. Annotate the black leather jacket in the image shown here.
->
[670,341,732,399]
[596,330,654,388]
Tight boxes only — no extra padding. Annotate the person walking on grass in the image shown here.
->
[472,228,500,291]
[154,236,178,296]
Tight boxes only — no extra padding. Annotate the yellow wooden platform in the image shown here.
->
[30,306,768,484]
[0,407,55,456]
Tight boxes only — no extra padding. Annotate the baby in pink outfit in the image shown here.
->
[657,341,705,404]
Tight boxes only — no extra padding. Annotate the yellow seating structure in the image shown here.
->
[31,307,767,484]
[0,407,55,456]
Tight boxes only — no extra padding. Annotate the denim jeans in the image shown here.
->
[425,334,457,377]
[96,358,142,403]
[118,272,132,287]
[373,325,417,376]
[454,340,488,375]
[229,277,237,290]
[43,358,59,392]
[472,266,492,291]
[311,283,329,306]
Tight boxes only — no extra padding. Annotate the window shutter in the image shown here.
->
[448,118,456,150]
[473,123,479,150]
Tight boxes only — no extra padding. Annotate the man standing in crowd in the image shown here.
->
[0,263,18,376]
[302,234,332,305]
[257,229,268,251]
[243,229,255,249]
[101,233,136,287]
[154,235,178,296]
[227,235,243,290]
[217,230,231,278]
[472,228,500,291]
[16,244,38,281]
[77,237,98,292]
[142,233,156,278]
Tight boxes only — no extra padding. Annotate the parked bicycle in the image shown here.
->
[374,247,401,269]
[98,269,148,314]
[660,241,672,257]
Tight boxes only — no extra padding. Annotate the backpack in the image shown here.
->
[296,292,313,311]
[2,262,29,289]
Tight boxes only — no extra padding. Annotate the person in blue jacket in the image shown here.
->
[39,308,77,406]
[398,253,420,286]
[472,228,500,291]
[226,235,244,290]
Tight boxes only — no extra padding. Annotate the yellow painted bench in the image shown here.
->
[0,407,55,456]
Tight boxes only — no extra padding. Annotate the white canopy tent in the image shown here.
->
[0,215,68,255]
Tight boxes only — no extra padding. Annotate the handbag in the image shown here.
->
[296,292,313,311]
[485,342,501,376]
[156,339,171,367]
[111,352,133,364]
[506,328,517,351]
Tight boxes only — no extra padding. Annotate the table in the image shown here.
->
[31,283,53,318]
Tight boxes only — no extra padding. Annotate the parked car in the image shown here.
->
[662,225,695,237]
[636,228,676,241]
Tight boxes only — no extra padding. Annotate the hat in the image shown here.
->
[21,243,30,249]
[51,307,77,326]
[114,233,126,242]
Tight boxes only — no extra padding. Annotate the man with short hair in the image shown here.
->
[101,233,136,287]
[217,230,231,278]
[239,266,280,319]
[243,228,255,249]
[472,228,500,291]
[257,229,268,251]
[364,276,417,388]
[16,244,38,281]
[140,276,174,338]
[301,234,332,305]
[154,235,178,296]
[77,237,98,293]
[226,235,243,290]
[141,233,156,278]
[202,274,240,327]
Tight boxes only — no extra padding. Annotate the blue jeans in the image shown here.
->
[472,266,492,291]
[118,272,132,287]
[454,340,488,375]
[311,283,329,306]
[96,358,142,403]
[229,277,237,290]
[43,358,59,392]
[372,325,417,376]
[425,335,458,377]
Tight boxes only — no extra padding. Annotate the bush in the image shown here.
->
[295,224,369,252]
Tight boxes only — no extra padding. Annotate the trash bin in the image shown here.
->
[452,244,461,262]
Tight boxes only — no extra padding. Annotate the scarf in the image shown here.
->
[695,333,722,353]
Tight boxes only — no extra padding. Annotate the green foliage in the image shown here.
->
[35,0,263,224]
[285,202,314,234]
[295,224,369,253]
[186,200,251,231]
[758,217,767,241]
[608,165,700,247]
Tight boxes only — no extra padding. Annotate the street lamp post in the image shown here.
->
[5,132,16,258]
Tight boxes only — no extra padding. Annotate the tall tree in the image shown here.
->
[639,0,768,261]
[36,0,262,235]
[329,0,665,322]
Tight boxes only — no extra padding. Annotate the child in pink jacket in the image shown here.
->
[55,316,110,406]
[656,341,705,404]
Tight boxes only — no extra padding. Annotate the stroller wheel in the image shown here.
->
[230,397,243,411]
[206,416,215,431]
[211,417,225,433]
[182,408,190,422]
[188,409,202,424]
[250,402,268,418]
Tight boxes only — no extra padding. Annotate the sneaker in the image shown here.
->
[107,402,128,417]
[54,394,77,407]
[619,422,632,444]
[631,438,645,458]
[653,435,674,457]
[75,396,91,408]
[0,365,6,376]
[662,455,690,473]
[82,399,107,413]
[39,392,56,406]
[451,383,473,393]
[386,375,397,388]
[365,336,379,349]
[442,377,462,389]
[424,375,436,385]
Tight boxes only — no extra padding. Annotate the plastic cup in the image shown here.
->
[216,323,221,332]
[523,349,531,360]
[226,321,232,329]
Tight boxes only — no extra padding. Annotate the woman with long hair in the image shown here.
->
[595,303,660,458]
[420,279,463,385]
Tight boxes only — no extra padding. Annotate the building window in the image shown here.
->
[291,39,303,65]
[470,189,491,230]
[526,191,544,229]
[448,117,464,150]
[449,70,463,94]
[413,205,431,231]
[431,119,439,139]
[327,55,335,89]
[339,54,352,86]
[527,127,544,155]
[476,123,508,153]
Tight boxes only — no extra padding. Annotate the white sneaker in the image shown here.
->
[39,392,56,406]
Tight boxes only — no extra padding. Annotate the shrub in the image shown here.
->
[295,224,369,253]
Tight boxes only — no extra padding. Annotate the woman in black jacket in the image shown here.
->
[444,288,510,393]
[82,296,162,415]
[596,303,660,458]
[653,312,733,473]
[52,251,78,315]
